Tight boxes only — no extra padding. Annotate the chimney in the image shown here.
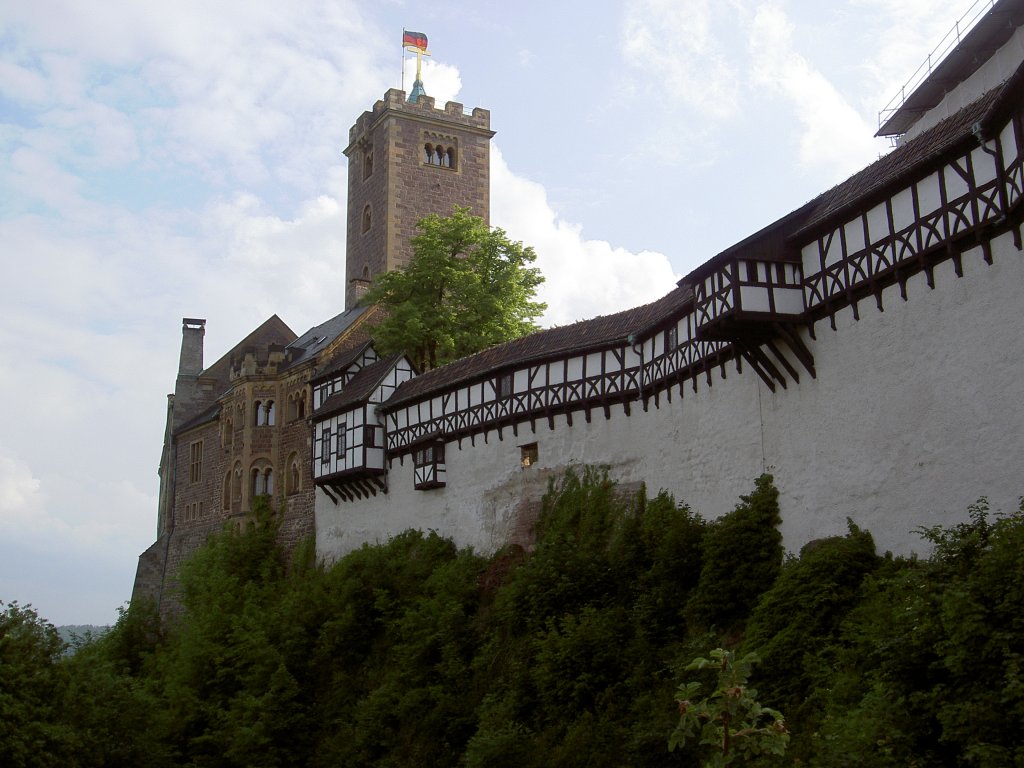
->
[172,318,207,431]
[179,318,206,376]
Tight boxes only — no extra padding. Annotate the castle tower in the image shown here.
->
[343,88,495,308]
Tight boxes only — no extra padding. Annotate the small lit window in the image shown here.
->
[520,443,538,469]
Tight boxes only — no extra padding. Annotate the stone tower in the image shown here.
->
[343,87,495,308]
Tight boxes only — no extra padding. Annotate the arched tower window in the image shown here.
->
[232,462,242,501]
[286,452,301,495]
[362,204,372,233]
[250,460,273,499]
[446,147,456,168]
[424,143,434,163]
[265,400,275,426]
[253,400,262,426]
[362,149,373,180]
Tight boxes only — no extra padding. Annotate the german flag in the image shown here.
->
[403,30,428,52]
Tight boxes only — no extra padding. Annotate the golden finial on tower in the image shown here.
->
[402,30,430,103]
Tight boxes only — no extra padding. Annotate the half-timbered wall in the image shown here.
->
[313,357,416,483]
[802,114,1022,326]
[318,105,1024,565]
[319,229,1024,560]
[312,348,378,410]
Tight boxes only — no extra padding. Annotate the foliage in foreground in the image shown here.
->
[3,477,1024,767]
[670,649,788,766]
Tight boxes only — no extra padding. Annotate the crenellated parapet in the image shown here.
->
[346,88,491,152]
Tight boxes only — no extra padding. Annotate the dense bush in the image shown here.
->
[5,475,1024,767]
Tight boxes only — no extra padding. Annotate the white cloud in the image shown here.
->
[491,147,679,326]
[748,3,878,179]
[621,0,742,120]
[401,57,463,106]
[0,450,46,533]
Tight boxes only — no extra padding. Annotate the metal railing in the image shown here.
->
[877,0,996,130]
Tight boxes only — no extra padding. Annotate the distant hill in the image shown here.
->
[57,624,111,651]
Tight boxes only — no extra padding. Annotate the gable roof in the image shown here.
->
[199,314,297,392]
[313,354,407,418]
[383,64,1024,414]
[310,340,374,384]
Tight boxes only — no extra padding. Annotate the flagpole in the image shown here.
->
[401,28,406,92]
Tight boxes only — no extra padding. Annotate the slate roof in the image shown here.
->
[173,314,296,436]
[175,402,221,435]
[383,285,692,408]
[200,314,296,392]
[284,306,369,370]
[313,354,407,418]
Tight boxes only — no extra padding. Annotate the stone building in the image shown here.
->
[133,307,382,611]
[133,78,494,613]
[137,0,1024,609]
[344,88,493,308]
[311,0,1024,561]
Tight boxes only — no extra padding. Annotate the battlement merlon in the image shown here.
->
[344,88,494,155]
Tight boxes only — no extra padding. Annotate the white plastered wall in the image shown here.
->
[316,230,1024,561]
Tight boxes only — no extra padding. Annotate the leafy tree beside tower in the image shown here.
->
[362,207,546,371]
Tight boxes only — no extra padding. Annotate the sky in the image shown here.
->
[0,0,979,625]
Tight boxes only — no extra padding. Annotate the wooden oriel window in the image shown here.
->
[413,440,446,491]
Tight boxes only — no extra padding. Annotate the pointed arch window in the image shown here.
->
[362,204,372,233]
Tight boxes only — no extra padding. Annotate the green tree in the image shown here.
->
[363,206,546,370]
[670,649,789,766]
[0,601,72,767]
[685,474,784,634]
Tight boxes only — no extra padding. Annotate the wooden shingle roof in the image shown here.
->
[383,285,692,408]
